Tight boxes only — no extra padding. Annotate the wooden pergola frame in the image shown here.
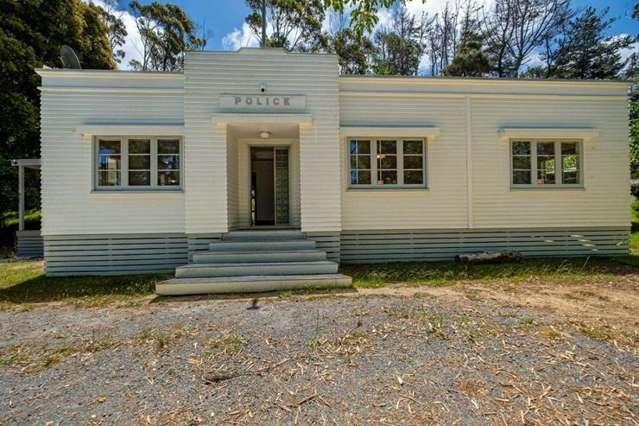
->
[10,159,41,231]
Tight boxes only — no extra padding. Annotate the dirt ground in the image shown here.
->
[1,278,638,425]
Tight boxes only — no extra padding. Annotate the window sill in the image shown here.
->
[510,186,585,191]
[347,187,429,192]
[90,189,184,196]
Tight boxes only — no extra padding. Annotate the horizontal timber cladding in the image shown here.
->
[305,232,341,262]
[44,233,188,276]
[340,228,629,264]
[187,233,223,260]
[16,230,44,258]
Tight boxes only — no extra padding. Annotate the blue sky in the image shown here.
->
[101,0,637,69]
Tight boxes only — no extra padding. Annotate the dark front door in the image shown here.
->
[250,146,289,226]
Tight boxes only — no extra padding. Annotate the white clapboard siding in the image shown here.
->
[38,72,185,236]
[471,98,630,228]
[184,49,341,233]
[338,76,630,231]
[339,94,468,230]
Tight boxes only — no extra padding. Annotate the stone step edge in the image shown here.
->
[155,274,353,296]
[178,261,337,270]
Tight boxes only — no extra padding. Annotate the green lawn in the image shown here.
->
[0,260,166,309]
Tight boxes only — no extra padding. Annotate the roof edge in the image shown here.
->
[339,74,631,88]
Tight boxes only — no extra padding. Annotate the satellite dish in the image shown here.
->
[60,45,81,69]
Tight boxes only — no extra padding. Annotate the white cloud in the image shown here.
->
[81,0,143,70]
[222,22,260,50]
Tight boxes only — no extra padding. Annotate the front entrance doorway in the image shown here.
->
[250,146,290,226]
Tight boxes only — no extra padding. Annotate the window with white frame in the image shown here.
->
[349,138,426,188]
[510,140,582,187]
[96,137,181,189]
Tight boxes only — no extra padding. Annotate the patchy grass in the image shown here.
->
[204,334,246,356]
[0,338,119,373]
[0,259,167,309]
[342,257,639,288]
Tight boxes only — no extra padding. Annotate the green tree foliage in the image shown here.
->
[245,0,327,51]
[325,0,424,35]
[372,6,427,76]
[0,0,115,221]
[548,7,632,80]
[96,0,128,64]
[128,1,205,71]
[444,31,490,77]
[328,28,376,74]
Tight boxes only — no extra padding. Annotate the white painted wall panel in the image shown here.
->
[339,95,468,230]
[39,75,185,236]
[338,77,630,231]
[470,98,630,228]
[184,49,340,233]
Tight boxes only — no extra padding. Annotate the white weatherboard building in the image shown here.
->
[35,48,631,294]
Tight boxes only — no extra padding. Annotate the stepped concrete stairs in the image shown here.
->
[155,229,352,295]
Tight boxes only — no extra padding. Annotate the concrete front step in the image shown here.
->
[175,261,338,278]
[156,274,353,295]
[224,230,305,241]
[208,240,316,252]
[192,249,327,264]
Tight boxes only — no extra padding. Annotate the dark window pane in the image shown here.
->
[512,156,531,170]
[561,142,577,155]
[357,140,370,154]
[537,168,556,184]
[378,155,397,169]
[158,139,180,154]
[99,140,120,155]
[129,171,151,186]
[378,140,397,154]
[98,171,120,186]
[512,141,530,155]
[158,171,180,186]
[378,170,397,184]
[158,155,179,170]
[403,140,423,154]
[513,171,531,185]
[129,155,150,170]
[98,155,120,171]
[404,170,423,184]
[358,155,371,169]
[404,155,423,169]
[537,156,556,184]
[357,170,371,184]
[537,142,555,155]
[128,139,150,154]
[350,156,357,169]
[562,171,578,184]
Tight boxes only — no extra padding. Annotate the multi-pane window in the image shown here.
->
[511,140,582,187]
[349,138,426,187]
[95,137,181,189]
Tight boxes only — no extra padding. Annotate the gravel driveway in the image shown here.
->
[1,283,638,425]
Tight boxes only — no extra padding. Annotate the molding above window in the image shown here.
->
[498,127,599,142]
[340,126,440,140]
[77,124,185,137]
